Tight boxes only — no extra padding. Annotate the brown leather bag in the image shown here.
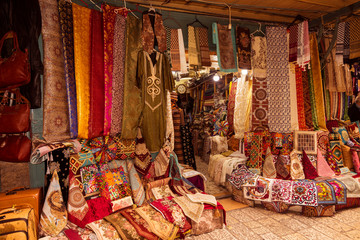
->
[0,31,30,90]
[0,89,30,133]
[0,134,31,162]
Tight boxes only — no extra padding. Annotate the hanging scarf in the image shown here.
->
[302,21,310,69]
[188,25,200,68]
[233,76,248,138]
[251,76,269,131]
[266,26,291,133]
[336,22,345,64]
[89,9,104,138]
[58,0,77,139]
[307,67,319,130]
[227,81,237,132]
[236,27,251,69]
[212,23,238,72]
[121,15,142,139]
[344,22,350,62]
[349,16,360,59]
[324,38,337,93]
[302,70,314,130]
[251,36,267,79]
[72,3,91,139]
[295,65,307,130]
[170,28,181,71]
[245,79,253,133]
[297,21,304,68]
[198,27,211,67]
[142,12,167,54]
[110,14,127,136]
[178,29,187,73]
[39,0,70,141]
[289,63,299,131]
[102,4,117,135]
[288,24,298,62]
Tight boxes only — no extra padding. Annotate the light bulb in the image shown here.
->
[213,74,220,82]
[241,69,248,75]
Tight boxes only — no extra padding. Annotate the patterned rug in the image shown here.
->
[251,77,269,131]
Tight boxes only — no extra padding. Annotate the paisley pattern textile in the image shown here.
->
[142,12,167,54]
[39,0,70,141]
[315,181,336,204]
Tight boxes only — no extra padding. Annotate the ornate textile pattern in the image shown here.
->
[271,179,293,203]
[142,12,167,54]
[236,27,251,69]
[336,22,345,64]
[89,136,117,164]
[39,0,70,141]
[72,3,91,139]
[317,131,330,156]
[134,129,152,175]
[262,147,276,179]
[302,205,335,217]
[251,76,269,131]
[121,15,142,139]
[247,134,263,169]
[290,149,305,180]
[135,204,179,240]
[212,23,237,72]
[289,63,299,131]
[307,67,319,130]
[349,16,360,59]
[315,181,336,204]
[120,208,159,240]
[150,196,191,234]
[126,159,145,206]
[302,70,314,130]
[102,4,117,135]
[89,9,104,138]
[114,137,136,160]
[80,163,108,196]
[170,28,180,71]
[317,148,335,177]
[228,165,255,190]
[111,14,127,136]
[58,0,77,139]
[178,29,187,73]
[190,207,224,236]
[146,177,172,201]
[294,130,317,154]
[111,195,133,212]
[270,132,294,155]
[289,24,298,62]
[234,77,250,138]
[198,27,211,67]
[344,22,350,61]
[165,91,174,151]
[332,126,350,144]
[302,150,319,180]
[266,26,291,133]
[151,185,176,200]
[276,155,290,179]
[291,180,318,206]
[251,36,267,78]
[181,124,196,169]
[326,179,346,204]
[105,212,145,240]
[188,25,200,68]
[243,177,274,202]
[173,107,184,163]
[186,193,217,206]
[86,219,121,240]
[329,139,344,167]
[173,196,204,223]
[326,147,341,175]
[295,65,307,130]
[227,81,237,132]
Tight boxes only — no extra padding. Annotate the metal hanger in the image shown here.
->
[187,15,207,29]
[114,0,139,19]
[89,0,101,11]
[163,13,182,28]
[250,22,265,37]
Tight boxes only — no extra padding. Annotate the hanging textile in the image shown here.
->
[102,4,117,135]
[344,64,353,96]
[324,38,337,93]
[198,27,211,67]
[251,36,267,79]
[310,33,326,130]
[89,9,104,138]
[233,76,249,138]
[121,15,142,139]
[295,65,306,130]
[336,22,346,64]
[289,63,299,131]
[288,24,298,62]
[172,94,184,163]
[302,21,310,69]
[126,159,145,207]
[227,81,237,132]
[178,29,187,72]
[39,0,70,141]
[349,16,360,59]
[166,91,175,151]
[212,23,238,72]
[236,27,251,69]
[110,14,127,136]
[251,76,269,131]
[142,12,167,54]
[245,79,253,133]
[266,26,291,133]
[170,28,181,71]
[58,0,77,139]
[72,3,91,139]
[344,22,350,62]
[188,25,200,68]
[137,51,174,152]
[302,70,314,130]
[307,68,319,130]
[297,22,304,69]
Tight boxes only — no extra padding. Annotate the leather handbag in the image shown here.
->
[0,31,30,89]
[0,134,31,162]
[0,89,30,133]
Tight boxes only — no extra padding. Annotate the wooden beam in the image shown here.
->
[297,0,345,8]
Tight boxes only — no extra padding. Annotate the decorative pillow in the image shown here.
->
[270,132,293,155]
[80,164,109,196]
[328,132,341,141]
[114,137,136,160]
[341,144,354,171]
[332,127,350,145]
[290,150,305,180]
[302,205,335,217]
[317,131,330,157]
[352,151,360,173]
[275,155,290,180]
[346,123,360,142]
[89,136,117,164]
[326,120,339,132]
[262,147,276,179]
[96,166,132,201]
[326,148,341,175]
[316,149,335,177]
[294,131,317,155]
[302,150,319,180]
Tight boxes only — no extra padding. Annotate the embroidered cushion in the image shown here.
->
[332,127,350,145]
[80,164,109,196]
[341,144,354,171]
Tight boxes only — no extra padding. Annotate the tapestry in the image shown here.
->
[39,171,67,236]
[86,219,121,240]
[294,130,317,154]
[275,155,290,180]
[262,147,276,179]
[120,208,159,240]
[302,70,314,130]
[271,179,293,203]
[134,128,152,175]
[135,204,179,240]
[150,196,191,234]
[39,0,70,141]
[170,28,180,71]
[105,212,145,240]
[290,149,305,180]
[247,134,263,169]
[212,23,238,72]
[121,15,142,139]
[236,27,251,69]
[58,0,77,139]
[329,139,344,167]
[295,65,307,130]
[291,180,318,206]
[173,195,204,223]
[227,81,237,132]
[89,8,104,138]
[188,25,200,67]
[198,27,211,67]
[243,177,274,202]
[302,150,319,180]
[316,149,335,177]
[317,131,330,157]
[315,181,336,205]
[326,179,347,204]
[288,24,297,62]
[326,147,341,175]
[251,76,269,131]
[289,63,299,131]
[110,14,127,136]
[266,26,291,133]
[233,76,250,138]
[228,165,255,190]
[349,16,360,59]
[302,205,335,217]
[251,36,267,78]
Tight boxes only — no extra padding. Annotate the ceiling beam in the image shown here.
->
[297,0,345,8]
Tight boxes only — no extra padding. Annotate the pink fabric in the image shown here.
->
[352,150,360,173]
[316,149,335,177]
[302,150,319,180]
